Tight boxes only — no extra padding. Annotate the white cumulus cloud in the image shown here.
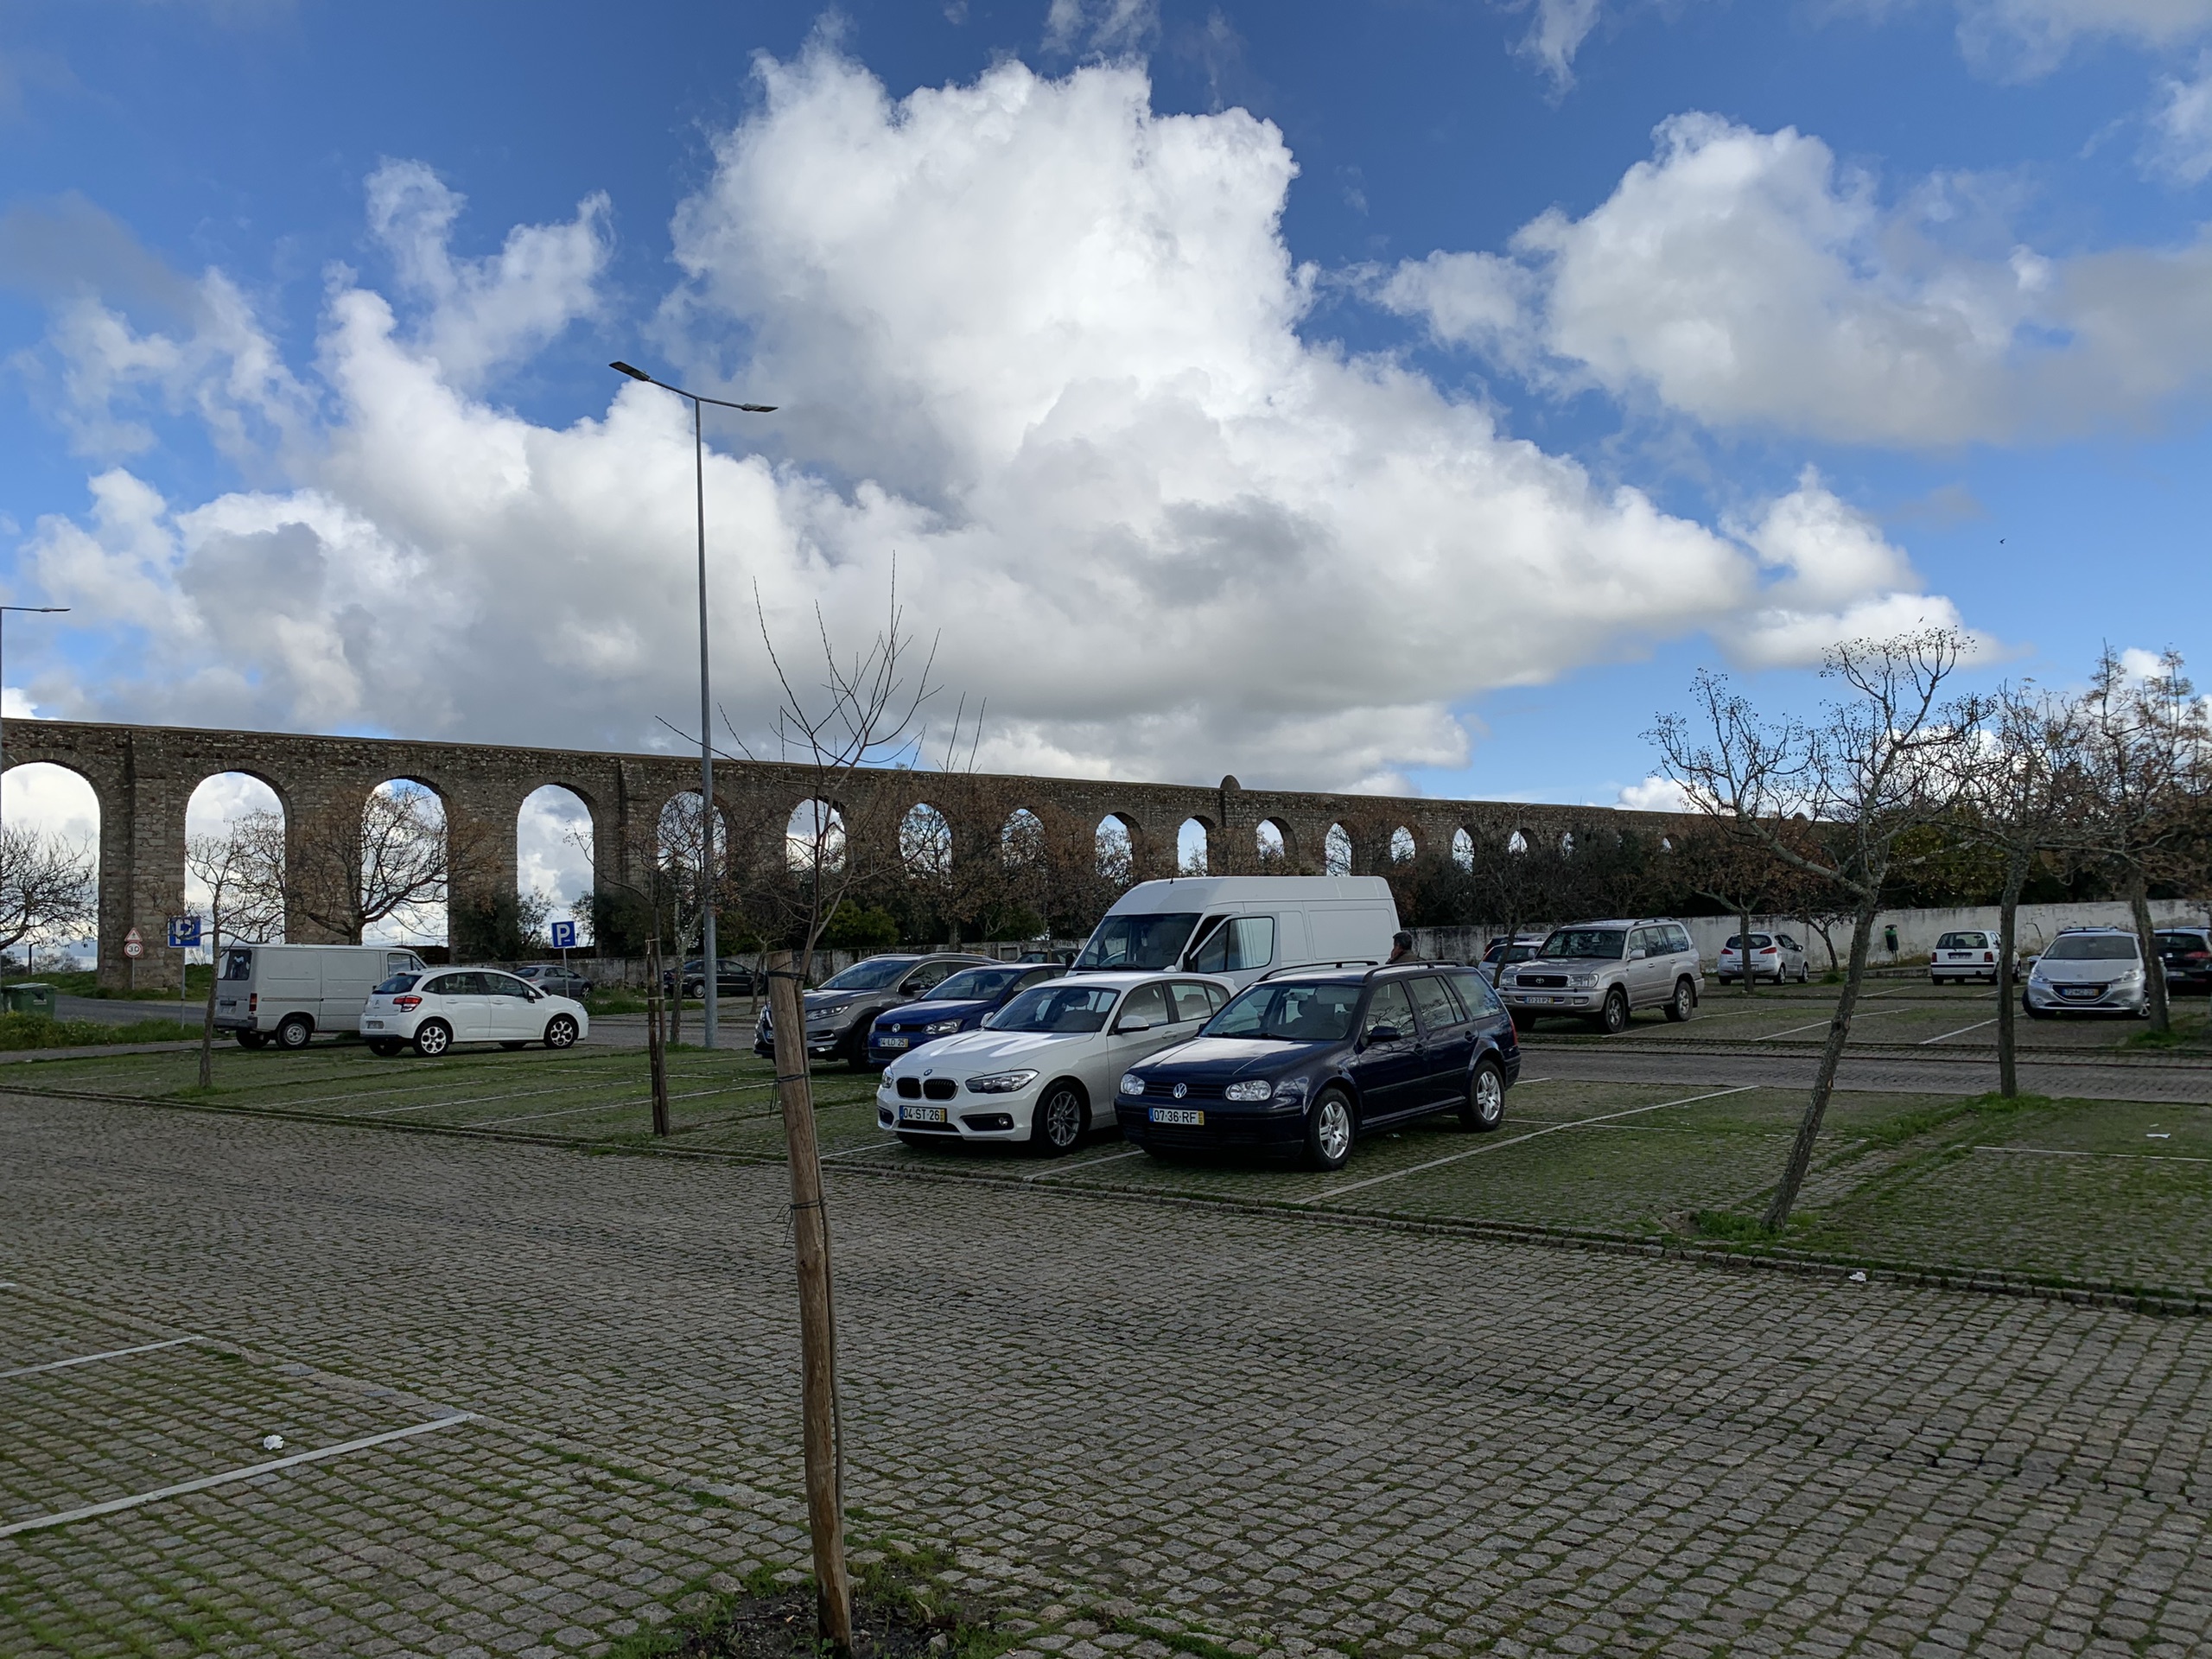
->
[10,50,1964,790]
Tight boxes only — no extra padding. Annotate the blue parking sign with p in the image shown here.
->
[167,916,202,949]
[550,920,577,950]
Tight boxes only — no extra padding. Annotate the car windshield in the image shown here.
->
[992,983,1121,1033]
[2044,935,2139,961]
[819,958,917,991]
[1075,912,1200,970]
[1938,932,1989,950]
[1542,929,1627,960]
[925,966,1030,1001]
[1204,981,1362,1043]
[373,974,419,995]
[1505,944,1541,963]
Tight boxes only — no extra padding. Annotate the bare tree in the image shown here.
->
[1669,821,1805,998]
[185,822,286,1086]
[287,785,474,944]
[1652,629,1976,1230]
[0,826,96,962]
[1958,683,2088,1093]
[724,576,953,1653]
[2069,647,2209,1034]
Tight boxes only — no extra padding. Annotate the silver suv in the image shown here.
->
[1497,918,1705,1033]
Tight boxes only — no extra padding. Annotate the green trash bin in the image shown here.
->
[4,982,56,1016]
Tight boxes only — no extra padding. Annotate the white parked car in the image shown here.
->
[2023,928,2152,1019]
[359,966,589,1057]
[877,970,1230,1154]
[1929,931,1999,984]
[1717,931,1808,985]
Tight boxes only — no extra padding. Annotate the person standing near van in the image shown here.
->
[1389,931,1415,964]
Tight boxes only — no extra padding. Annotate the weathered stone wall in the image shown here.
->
[2,720,1686,989]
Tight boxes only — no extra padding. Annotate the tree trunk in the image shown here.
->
[1738,904,1754,996]
[197,917,220,1089]
[2126,873,2168,1033]
[1996,860,2025,1098]
[767,960,854,1652]
[1764,893,1880,1232]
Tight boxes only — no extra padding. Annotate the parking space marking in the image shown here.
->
[1760,1007,1916,1042]
[0,1413,479,1540]
[1027,1147,1147,1181]
[1921,1018,1998,1046]
[0,1336,200,1381]
[1975,1144,2211,1165]
[1302,1086,1758,1204]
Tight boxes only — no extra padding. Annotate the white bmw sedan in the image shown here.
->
[360,967,589,1057]
[877,970,1230,1155]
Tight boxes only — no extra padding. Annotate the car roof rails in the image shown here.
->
[1257,959,1381,982]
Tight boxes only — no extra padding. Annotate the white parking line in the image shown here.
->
[1920,1018,1997,1046]
[1301,1085,1758,1205]
[1027,1147,1147,1181]
[0,1337,200,1381]
[1975,1144,2210,1164]
[1760,1007,1916,1042]
[0,1414,478,1539]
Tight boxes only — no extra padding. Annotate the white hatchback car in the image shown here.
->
[360,967,589,1057]
[1717,931,1809,984]
[877,970,1230,1154]
[1929,930,2000,984]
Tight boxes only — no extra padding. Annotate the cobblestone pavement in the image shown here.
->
[4,1094,2212,1658]
[1525,1043,2212,1104]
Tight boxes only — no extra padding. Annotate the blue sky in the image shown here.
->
[3,0,2209,817]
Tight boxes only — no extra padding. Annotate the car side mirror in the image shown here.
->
[1117,1014,1158,1033]
[1365,1023,1403,1046]
[1629,948,1647,960]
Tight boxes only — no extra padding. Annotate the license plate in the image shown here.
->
[899,1104,947,1124]
[879,1036,909,1050]
[1148,1107,1204,1126]
[363,1020,383,1029]
[2061,988,2096,999]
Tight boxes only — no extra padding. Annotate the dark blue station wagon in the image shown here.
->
[1115,963,1520,1171]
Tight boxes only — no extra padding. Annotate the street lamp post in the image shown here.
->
[0,606,70,836]
[610,363,774,1051]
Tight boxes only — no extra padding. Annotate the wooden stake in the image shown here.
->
[646,939,671,1138]
[768,956,853,1651]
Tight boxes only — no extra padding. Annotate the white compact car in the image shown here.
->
[359,966,589,1056]
[1716,931,1809,984]
[1929,931,1999,984]
[877,970,1230,1154]
[2022,928,2152,1019]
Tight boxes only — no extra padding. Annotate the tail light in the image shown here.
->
[394,995,422,1011]
[248,993,257,1013]
[1984,951,1994,962]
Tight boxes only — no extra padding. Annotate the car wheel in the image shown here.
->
[232,1030,264,1050]
[543,1014,579,1050]
[1459,1060,1505,1132]
[1305,1090,1355,1172]
[367,1038,404,1057]
[275,1014,314,1052]
[1031,1082,1087,1156]
[1596,988,1630,1035]
[1665,978,1695,1023]
[842,1027,872,1071]
[2022,994,2049,1021]
[413,1020,454,1056]
[1797,962,1810,983]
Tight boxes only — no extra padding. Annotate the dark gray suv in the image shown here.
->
[753,951,995,1068]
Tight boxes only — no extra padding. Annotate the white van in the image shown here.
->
[213,944,430,1051]
[1071,876,1401,992]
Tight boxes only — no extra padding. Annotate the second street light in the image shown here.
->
[610,361,775,1051]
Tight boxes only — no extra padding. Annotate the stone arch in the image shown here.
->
[0,760,101,976]
[518,784,594,950]
[1323,822,1352,877]
[184,771,287,948]
[356,778,451,948]
[785,797,847,874]
[1176,816,1214,876]
[1507,828,1529,855]
[1001,805,1046,865]
[1255,817,1292,870]
[1452,826,1475,871]
[1096,812,1137,884]
[900,801,954,881]
[1389,824,1417,864]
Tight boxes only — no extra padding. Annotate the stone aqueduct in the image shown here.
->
[8,721,1686,989]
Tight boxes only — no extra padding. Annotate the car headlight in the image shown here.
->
[1224,1078,1273,1102]
[923,1020,962,1034]
[1497,972,1516,988]
[1567,973,1599,990]
[2116,969,2145,986]
[965,1069,1039,1094]
[1119,1071,1146,1096]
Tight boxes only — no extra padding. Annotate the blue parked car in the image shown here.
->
[865,962,1068,1067]
[1114,963,1520,1171]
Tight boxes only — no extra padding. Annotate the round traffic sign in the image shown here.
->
[124,939,143,958]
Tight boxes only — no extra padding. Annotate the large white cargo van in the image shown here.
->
[213,944,429,1051]
[1071,876,1401,992]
